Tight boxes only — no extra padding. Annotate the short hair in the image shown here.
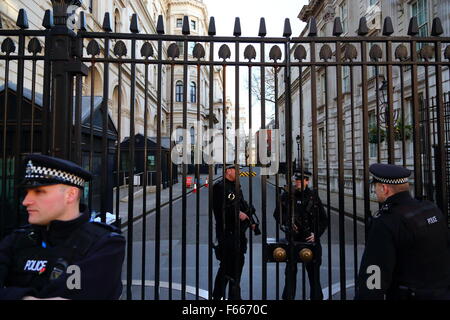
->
[387,183,410,194]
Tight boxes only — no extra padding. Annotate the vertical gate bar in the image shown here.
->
[67,70,74,162]
[386,40,395,164]
[349,60,358,285]
[30,58,37,153]
[42,31,51,155]
[324,65,332,300]
[207,38,214,300]
[155,35,163,301]
[374,65,381,163]
[101,35,110,222]
[74,74,82,165]
[234,39,241,301]
[195,61,201,300]
[248,65,255,300]
[399,63,406,166]
[260,38,267,301]
[141,59,149,300]
[434,40,447,213]
[169,62,175,300]
[182,35,188,300]
[335,38,346,300]
[115,63,122,232]
[220,63,227,300]
[410,39,423,199]
[424,64,433,200]
[273,65,280,300]
[1,58,10,239]
[360,40,370,243]
[13,32,26,225]
[89,60,95,215]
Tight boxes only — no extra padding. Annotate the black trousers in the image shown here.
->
[282,243,323,300]
[213,236,246,300]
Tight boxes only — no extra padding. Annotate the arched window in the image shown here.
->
[176,81,183,102]
[190,127,195,145]
[190,82,196,103]
[114,9,121,33]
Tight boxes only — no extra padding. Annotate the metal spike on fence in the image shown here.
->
[42,10,54,29]
[382,16,394,36]
[258,18,267,37]
[79,11,86,31]
[431,17,443,36]
[182,15,190,35]
[130,13,139,33]
[233,17,241,37]
[407,16,419,36]
[102,12,112,32]
[357,17,368,36]
[16,9,29,29]
[283,18,292,38]
[0,13,2,29]
[308,17,317,37]
[156,15,164,34]
[333,17,343,36]
[208,17,216,36]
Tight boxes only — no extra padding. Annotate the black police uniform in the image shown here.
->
[276,172,328,300]
[212,166,251,300]
[355,163,450,300]
[0,154,126,300]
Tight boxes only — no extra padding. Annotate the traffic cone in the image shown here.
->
[205,178,208,188]
[193,183,197,193]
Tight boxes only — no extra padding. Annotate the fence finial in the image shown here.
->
[16,9,29,30]
[382,16,394,36]
[431,17,443,36]
[208,17,216,36]
[357,17,368,36]
[308,17,317,36]
[233,17,241,37]
[283,18,292,38]
[42,10,54,29]
[333,17,343,36]
[79,11,86,31]
[258,18,267,37]
[102,12,112,32]
[407,16,418,36]
[182,15,190,35]
[156,15,164,34]
[130,13,140,33]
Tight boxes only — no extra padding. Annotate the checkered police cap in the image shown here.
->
[20,154,92,189]
[369,163,411,185]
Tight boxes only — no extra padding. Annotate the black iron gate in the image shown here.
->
[1,2,450,300]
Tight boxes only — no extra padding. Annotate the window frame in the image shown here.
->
[176,81,183,102]
[190,81,197,103]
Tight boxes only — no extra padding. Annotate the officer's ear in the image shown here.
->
[63,185,81,204]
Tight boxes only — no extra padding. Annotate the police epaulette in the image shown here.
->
[91,221,122,234]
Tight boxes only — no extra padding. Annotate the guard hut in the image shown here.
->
[118,134,178,189]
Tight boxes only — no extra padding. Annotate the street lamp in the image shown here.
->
[378,80,399,128]
[296,134,301,170]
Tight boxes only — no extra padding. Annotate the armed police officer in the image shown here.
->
[275,170,328,300]
[212,164,256,300]
[0,154,126,300]
[355,163,450,300]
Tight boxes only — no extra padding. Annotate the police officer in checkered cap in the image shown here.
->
[355,163,450,300]
[0,154,125,300]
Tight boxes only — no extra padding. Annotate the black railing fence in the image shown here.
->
[1,1,449,300]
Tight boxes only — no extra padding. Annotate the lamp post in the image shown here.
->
[379,79,399,127]
[296,134,301,170]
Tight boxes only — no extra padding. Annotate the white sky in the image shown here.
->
[202,0,308,131]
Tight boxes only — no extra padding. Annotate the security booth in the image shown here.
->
[118,134,178,189]
[78,97,118,215]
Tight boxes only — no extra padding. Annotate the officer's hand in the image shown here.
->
[306,233,315,243]
[239,211,250,221]
[251,224,256,230]
[292,224,299,233]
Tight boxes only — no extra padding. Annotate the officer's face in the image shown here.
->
[225,168,236,181]
[22,184,78,225]
[374,182,388,202]
[295,178,309,190]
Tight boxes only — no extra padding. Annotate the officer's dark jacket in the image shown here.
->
[212,178,249,242]
[0,205,125,300]
[275,186,328,242]
[356,191,450,300]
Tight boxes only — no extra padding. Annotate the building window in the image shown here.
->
[339,1,348,34]
[320,72,326,105]
[369,0,378,6]
[369,110,377,158]
[176,18,183,28]
[190,82,197,103]
[190,127,195,145]
[318,127,326,162]
[188,42,195,56]
[191,20,196,30]
[176,81,183,102]
[411,0,429,37]
[342,66,350,93]
[176,41,184,56]
[114,9,121,33]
